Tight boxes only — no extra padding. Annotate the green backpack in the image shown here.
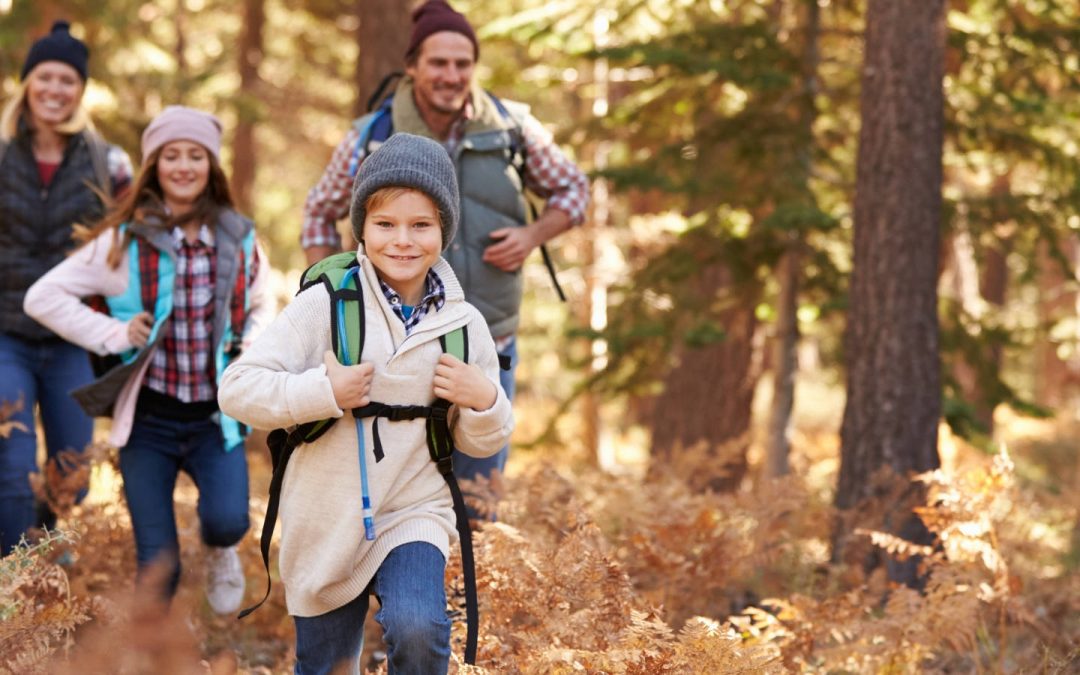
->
[240,252,480,665]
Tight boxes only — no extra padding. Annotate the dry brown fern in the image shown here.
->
[0,395,28,440]
[0,531,92,675]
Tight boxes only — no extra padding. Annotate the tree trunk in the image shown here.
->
[766,0,820,479]
[767,248,799,478]
[231,0,265,215]
[948,173,1012,437]
[835,0,946,585]
[1034,237,1080,408]
[648,265,761,493]
[354,0,412,118]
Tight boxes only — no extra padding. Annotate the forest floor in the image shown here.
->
[2,401,1079,673]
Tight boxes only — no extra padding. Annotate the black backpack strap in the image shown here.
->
[238,420,334,619]
[487,92,567,303]
[351,324,479,663]
[366,71,403,113]
[437,437,480,665]
[82,130,112,198]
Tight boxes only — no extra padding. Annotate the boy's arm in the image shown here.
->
[447,311,514,459]
[218,287,344,430]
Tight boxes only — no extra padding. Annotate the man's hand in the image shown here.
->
[323,350,374,410]
[433,354,497,411]
[482,227,537,272]
[127,311,154,348]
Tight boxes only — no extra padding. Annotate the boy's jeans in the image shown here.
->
[293,542,450,675]
[452,336,515,518]
[0,333,94,554]
[120,412,249,596]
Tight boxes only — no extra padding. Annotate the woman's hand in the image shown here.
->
[127,311,154,348]
[433,354,497,411]
[323,350,374,410]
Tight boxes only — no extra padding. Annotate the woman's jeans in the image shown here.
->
[0,333,94,554]
[293,542,450,675]
[120,412,249,597]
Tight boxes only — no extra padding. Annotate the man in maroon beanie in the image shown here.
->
[300,1,589,517]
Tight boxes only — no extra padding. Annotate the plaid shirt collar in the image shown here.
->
[443,98,475,155]
[378,268,446,335]
[170,223,214,248]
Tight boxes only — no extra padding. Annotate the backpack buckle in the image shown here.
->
[430,406,448,422]
[435,455,454,475]
[386,405,424,421]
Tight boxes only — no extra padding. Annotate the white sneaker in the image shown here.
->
[205,545,245,615]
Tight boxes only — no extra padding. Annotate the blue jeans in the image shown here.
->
[0,333,94,554]
[452,337,514,519]
[120,412,249,597]
[293,542,450,675]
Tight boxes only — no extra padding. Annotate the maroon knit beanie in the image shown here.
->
[405,0,478,61]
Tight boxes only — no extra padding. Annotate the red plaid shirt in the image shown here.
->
[143,225,258,402]
[300,97,589,249]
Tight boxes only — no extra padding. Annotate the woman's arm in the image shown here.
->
[23,231,134,355]
[242,238,276,349]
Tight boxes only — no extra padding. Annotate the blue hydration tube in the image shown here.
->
[338,267,376,541]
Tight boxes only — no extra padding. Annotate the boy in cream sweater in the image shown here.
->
[218,133,513,674]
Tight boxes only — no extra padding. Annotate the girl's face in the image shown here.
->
[25,61,84,129]
[362,189,443,305]
[156,140,211,217]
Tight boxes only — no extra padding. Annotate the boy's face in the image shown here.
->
[362,189,443,305]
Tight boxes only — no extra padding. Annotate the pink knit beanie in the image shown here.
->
[141,106,222,164]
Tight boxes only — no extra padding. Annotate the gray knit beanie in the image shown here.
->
[350,133,459,251]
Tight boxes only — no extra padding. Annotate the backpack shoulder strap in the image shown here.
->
[82,130,112,197]
[431,323,479,663]
[485,93,568,303]
[0,138,8,169]
[240,252,365,620]
[349,97,395,176]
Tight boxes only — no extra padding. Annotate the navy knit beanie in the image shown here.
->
[405,1,478,61]
[350,133,460,252]
[21,21,89,82]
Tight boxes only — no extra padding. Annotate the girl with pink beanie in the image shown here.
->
[24,105,273,614]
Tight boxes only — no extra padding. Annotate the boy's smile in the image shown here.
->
[362,189,443,306]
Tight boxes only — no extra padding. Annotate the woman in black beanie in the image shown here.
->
[0,20,132,554]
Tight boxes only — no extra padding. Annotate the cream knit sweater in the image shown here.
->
[218,254,513,617]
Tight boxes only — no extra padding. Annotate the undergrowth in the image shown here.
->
[1,429,1076,673]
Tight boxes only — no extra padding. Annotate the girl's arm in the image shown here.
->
[219,285,343,431]
[23,231,135,355]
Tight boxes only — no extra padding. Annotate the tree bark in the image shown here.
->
[766,0,819,479]
[354,0,413,118]
[767,248,799,478]
[1034,237,1080,408]
[648,265,761,493]
[231,0,265,215]
[835,0,946,584]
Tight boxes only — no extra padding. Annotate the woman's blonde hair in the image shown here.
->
[0,77,92,142]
